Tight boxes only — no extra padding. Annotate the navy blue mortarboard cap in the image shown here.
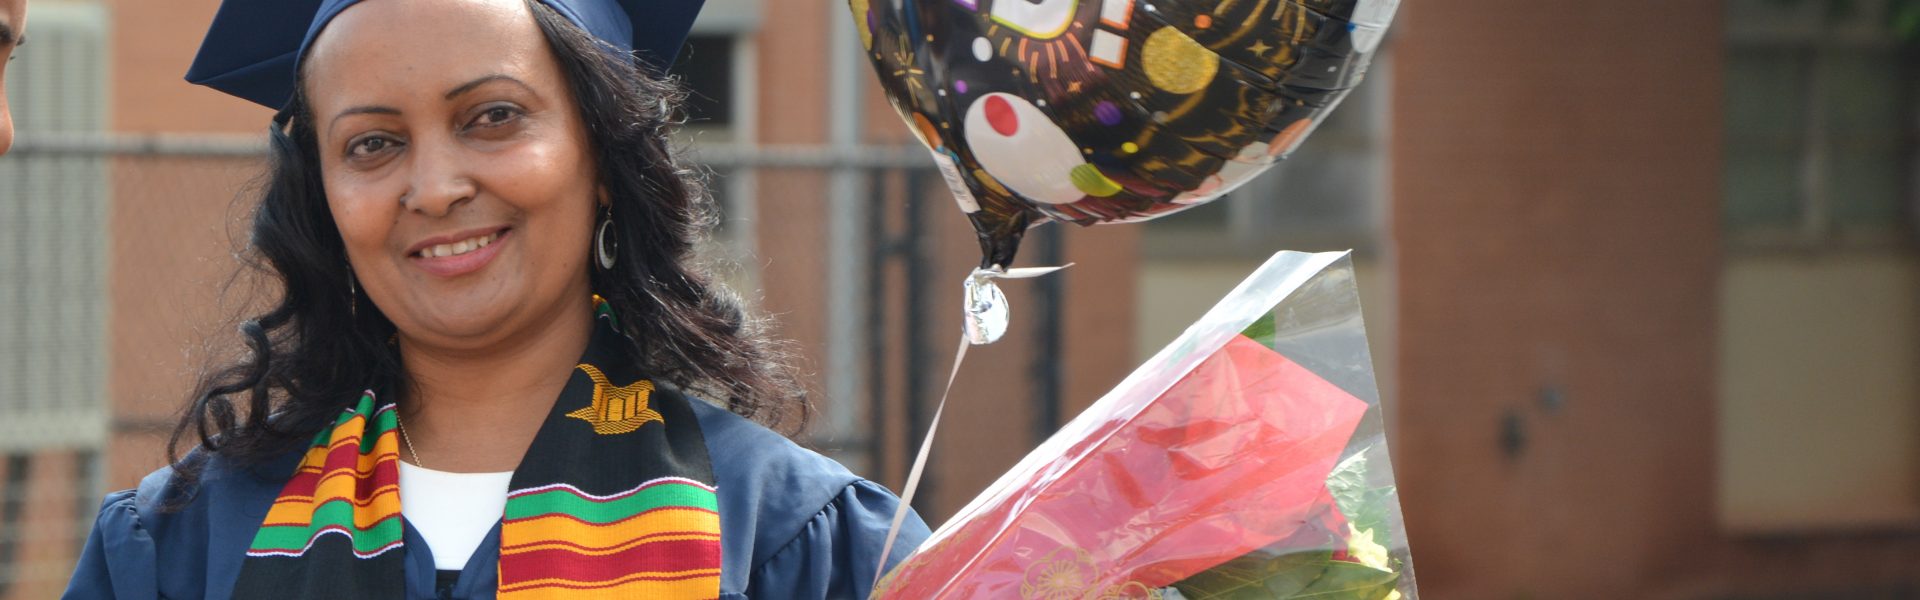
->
[185,0,704,110]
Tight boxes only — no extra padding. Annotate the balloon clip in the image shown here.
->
[962,263,1072,345]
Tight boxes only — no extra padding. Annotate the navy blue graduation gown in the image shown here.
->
[63,399,931,599]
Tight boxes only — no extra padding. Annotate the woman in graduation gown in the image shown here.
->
[64,0,930,597]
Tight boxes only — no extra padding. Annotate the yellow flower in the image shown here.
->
[1346,524,1401,599]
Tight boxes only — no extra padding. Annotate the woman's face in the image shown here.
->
[303,0,599,349]
[0,0,24,155]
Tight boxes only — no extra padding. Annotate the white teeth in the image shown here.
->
[418,232,500,259]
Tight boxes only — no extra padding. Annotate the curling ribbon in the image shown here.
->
[872,264,1072,588]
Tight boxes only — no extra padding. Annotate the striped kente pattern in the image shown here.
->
[497,477,722,598]
[247,392,403,558]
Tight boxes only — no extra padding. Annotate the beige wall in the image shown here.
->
[1136,256,1395,406]
[1718,253,1920,531]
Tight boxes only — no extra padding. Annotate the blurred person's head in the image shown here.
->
[0,0,23,155]
[172,0,802,469]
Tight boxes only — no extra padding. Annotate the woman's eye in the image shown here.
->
[347,135,399,158]
[471,106,522,128]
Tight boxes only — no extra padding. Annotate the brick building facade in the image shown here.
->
[0,0,1915,598]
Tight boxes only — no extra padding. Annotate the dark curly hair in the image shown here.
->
[167,0,806,488]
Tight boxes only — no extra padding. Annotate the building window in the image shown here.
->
[673,2,760,287]
[1717,0,1920,532]
[675,34,737,129]
[1722,0,1917,247]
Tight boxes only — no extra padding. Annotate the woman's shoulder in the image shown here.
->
[65,448,304,599]
[129,447,304,525]
[685,397,863,498]
[683,396,929,597]
[685,397,870,546]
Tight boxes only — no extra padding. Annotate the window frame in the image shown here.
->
[1722,0,1920,253]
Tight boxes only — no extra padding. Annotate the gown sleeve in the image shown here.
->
[745,479,931,600]
[63,490,159,600]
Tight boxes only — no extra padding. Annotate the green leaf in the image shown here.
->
[1173,551,1333,599]
[1241,312,1278,348]
[1172,551,1398,600]
[1293,561,1400,599]
[1324,453,1394,543]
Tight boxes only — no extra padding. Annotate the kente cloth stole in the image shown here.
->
[232,304,723,599]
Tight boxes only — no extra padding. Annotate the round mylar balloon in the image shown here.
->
[852,0,1399,268]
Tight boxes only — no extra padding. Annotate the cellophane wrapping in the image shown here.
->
[874,251,1416,599]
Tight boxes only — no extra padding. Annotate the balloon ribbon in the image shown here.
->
[872,264,1071,590]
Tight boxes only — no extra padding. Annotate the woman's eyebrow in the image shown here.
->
[321,75,534,136]
[445,74,534,100]
[329,105,401,136]
[0,21,20,48]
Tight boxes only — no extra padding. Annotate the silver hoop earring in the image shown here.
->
[347,270,358,317]
[595,207,618,270]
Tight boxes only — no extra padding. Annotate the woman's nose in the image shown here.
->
[400,135,477,217]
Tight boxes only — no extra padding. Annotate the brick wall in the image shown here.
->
[1391,0,1920,596]
[1390,0,1727,596]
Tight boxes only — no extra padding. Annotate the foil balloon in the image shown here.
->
[851,0,1400,269]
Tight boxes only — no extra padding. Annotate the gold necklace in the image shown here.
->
[396,410,426,469]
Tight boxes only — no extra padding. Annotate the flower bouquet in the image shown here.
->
[874,251,1416,599]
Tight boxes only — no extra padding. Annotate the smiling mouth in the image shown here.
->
[415,231,502,259]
